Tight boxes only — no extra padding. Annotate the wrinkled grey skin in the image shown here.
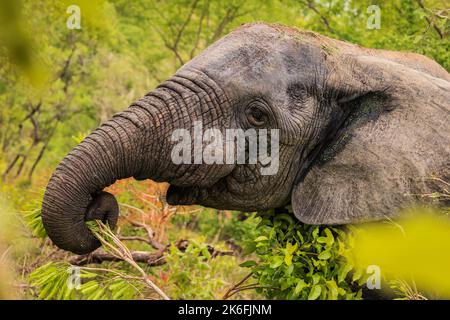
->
[42,23,450,255]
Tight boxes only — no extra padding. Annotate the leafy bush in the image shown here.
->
[242,208,365,300]
[164,240,228,299]
[172,209,261,248]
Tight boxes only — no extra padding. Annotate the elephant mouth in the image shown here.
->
[166,166,242,207]
[166,185,201,205]
[166,173,230,206]
[166,163,272,210]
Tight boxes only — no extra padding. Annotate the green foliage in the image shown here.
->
[243,209,365,300]
[29,262,144,300]
[22,192,47,238]
[24,208,46,238]
[172,209,260,247]
[164,240,231,299]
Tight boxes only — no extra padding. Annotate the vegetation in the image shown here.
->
[242,210,364,300]
[0,0,448,300]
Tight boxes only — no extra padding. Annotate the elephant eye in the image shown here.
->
[246,105,268,127]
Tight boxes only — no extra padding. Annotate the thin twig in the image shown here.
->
[92,222,170,300]
[124,217,166,251]
[416,0,445,39]
[301,0,334,34]
[222,272,253,300]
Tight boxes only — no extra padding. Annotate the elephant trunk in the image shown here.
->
[42,96,165,254]
[42,71,228,255]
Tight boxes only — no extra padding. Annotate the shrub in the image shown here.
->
[242,208,365,300]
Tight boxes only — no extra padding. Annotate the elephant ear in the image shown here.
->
[291,55,450,225]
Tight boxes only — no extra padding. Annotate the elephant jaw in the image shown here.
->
[166,185,202,205]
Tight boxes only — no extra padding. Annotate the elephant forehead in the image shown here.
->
[188,40,285,81]
[180,27,328,100]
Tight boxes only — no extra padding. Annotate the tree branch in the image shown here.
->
[190,0,209,59]
[123,216,166,251]
[301,0,334,34]
[416,0,445,39]
[69,239,234,267]
[222,273,275,299]
[208,4,247,44]
[163,0,200,65]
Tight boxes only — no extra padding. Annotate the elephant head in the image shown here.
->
[42,23,450,254]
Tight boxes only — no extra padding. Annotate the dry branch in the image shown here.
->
[88,221,170,300]
[69,239,234,267]
[125,217,166,251]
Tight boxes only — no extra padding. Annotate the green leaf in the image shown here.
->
[294,279,308,297]
[80,271,98,279]
[338,263,354,283]
[89,287,106,300]
[239,260,257,268]
[312,274,320,285]
[296,231,304,243]
[270,256,283,269]
[284,252,293,266]
[326,280,339,300]
[286,264,294,275]
[24,208,47,238]
[80,281,99,295]
[308,285,322,300]
[286,242,298,254]
[318,250,331,260]
[255,236,268,242]
[284,242,298,266]
[317,228,334,246]
[312,227,319,239]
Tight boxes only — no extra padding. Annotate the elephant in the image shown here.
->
[41,23,450,255]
